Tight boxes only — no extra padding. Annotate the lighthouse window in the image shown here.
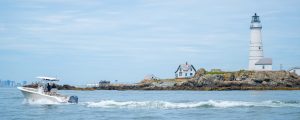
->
[259,46,261,50]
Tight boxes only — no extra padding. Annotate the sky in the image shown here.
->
[0,0,299,85]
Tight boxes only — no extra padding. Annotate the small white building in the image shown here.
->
[254,58,272,71]
[175,62,196,79]
[288,67,300,76]
[144,74,159,80]
[86,83,99,87]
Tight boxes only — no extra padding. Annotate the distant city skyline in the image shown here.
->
[0,0,299,85]
[0,79,27,87]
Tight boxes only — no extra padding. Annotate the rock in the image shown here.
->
[224,73,235,81]
[175,69,300,90]
[194,68,206,78]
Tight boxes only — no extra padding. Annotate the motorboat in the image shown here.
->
[18,76,78,104]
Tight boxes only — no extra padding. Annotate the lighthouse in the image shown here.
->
[248,13,272,71]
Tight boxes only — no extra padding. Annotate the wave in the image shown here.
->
[84,100,300,109]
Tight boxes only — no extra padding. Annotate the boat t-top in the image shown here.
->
[18,76,78,104]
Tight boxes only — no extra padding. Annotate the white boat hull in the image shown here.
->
[18,87,71,103]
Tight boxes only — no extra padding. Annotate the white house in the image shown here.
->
[288,67,300,76]
[254,58,273,71]
[175,62,196,79]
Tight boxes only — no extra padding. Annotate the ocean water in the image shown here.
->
[0,88,300,120]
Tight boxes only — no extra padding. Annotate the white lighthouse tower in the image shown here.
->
[249,13,263,70]
[248,13,272,71]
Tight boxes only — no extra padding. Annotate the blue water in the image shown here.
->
[0,88,300,120]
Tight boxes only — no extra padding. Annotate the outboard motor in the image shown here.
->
[68,96,78,104]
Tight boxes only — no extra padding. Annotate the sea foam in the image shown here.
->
[23,99,61,105]
[84,100,300,109]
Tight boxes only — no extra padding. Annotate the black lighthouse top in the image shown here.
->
[251,13,260,23]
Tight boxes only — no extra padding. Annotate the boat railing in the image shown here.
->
[23,87,39,92]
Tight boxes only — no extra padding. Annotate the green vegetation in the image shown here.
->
[206,71,225,75]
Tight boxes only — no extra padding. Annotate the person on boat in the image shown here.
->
[51,83,57,94]
[47,83,52,93]
[52,83,56,88]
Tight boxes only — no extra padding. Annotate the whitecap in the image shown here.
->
[84,100,300,109]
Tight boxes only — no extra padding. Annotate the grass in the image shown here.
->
[206,71,225,75]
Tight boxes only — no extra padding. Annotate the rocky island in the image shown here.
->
[24,69,300,90]
[137,69,300,90]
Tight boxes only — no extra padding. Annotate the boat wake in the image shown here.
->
[84,100,300,109]
[23,99,61,105]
